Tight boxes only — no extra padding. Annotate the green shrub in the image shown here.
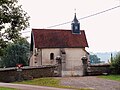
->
[110,52,120,74]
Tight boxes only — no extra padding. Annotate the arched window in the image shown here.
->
[50,53,54,60]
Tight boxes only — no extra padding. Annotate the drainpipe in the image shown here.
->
[41,49,42,65]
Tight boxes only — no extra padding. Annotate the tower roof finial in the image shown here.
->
[74,8,76,14]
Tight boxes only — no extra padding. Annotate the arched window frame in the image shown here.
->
[50,53,54,60]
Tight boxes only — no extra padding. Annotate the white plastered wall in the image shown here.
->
[62,48,87,76]
[30,47,89,76]
[41,48,60,65]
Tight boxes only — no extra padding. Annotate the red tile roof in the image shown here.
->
[32,29,88,48]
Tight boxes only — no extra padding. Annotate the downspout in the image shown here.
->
[41,49,42,65]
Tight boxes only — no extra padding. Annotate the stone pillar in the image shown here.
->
[56,56,62,76]
[81,56,88,76]
[60,49,66,76]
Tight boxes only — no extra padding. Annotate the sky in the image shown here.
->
[19,0,120,53]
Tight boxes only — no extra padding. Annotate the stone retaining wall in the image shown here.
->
[0,65,56,82]
[87,64,110,75]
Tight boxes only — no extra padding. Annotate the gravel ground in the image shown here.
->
[59,76,120,90]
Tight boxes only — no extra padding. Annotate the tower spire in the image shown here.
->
[73,13,79,23]
[73,9,78,23]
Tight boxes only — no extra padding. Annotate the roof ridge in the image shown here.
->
[32,28,85,31]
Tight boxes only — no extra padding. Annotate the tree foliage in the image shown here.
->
[1,38,30,67]
[90,54,101,64]
[110,52,120,74]
[0,0,29,56]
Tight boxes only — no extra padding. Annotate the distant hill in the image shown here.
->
[90,52,118,63]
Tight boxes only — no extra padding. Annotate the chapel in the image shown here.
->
[30,13,89,76]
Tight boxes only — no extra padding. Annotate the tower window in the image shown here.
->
[75,26,78,30]
[50,53,54,60]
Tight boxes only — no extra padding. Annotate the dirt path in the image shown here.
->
[60,76,120,90]
[0,83,72,90]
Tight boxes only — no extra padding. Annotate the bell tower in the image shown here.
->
[71,13,80,34]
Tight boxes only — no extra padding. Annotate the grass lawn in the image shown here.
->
[14,77,91,90]
[98,75,120,81]
[0,87,17,90]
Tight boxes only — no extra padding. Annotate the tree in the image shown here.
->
[110,52,120,74]
[0,0,29,56]
[90,54,101,64]
[1,38,30,67]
